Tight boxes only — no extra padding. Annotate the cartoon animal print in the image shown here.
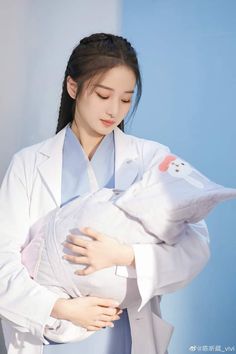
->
[159,155,204,189]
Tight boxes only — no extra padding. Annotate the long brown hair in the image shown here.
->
[56,33,142,134]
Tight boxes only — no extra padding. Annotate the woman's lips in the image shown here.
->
[100,119,115,127]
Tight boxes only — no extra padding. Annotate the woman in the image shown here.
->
[0,33,210,354]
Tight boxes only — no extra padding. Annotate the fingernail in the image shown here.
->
[110,323,114,328]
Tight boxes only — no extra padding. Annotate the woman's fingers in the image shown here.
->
[66,235,90,248]
[80,227,103,241]
[65,227,102,251]
[62,242,87,256]
[86,322,113,331]
[93,297,120,309]
[66,226,103,246]
[99,314,120,322]
[93,320,114,328]
[75,266,94,275]
[86,326,101,331]
[116,309,123,315]
[101,307,119,316]
[63,255,89,264]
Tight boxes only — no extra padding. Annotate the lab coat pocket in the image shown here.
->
[151,312,174,354]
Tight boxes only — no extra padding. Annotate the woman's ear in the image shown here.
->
[66,76,78,99]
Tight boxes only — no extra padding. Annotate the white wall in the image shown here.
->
[0,0,121,351]
[0,0,121,180]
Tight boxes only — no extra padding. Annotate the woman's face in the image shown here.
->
[68,65,136,137]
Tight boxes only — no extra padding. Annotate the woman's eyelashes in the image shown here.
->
[96,93,109,99]
[96,92,131,103]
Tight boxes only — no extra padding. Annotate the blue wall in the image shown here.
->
[122,1,236,353]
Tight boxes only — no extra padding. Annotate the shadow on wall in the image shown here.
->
[0,321,7,354]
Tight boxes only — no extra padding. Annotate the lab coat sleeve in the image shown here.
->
[133,220,210,310]
[0,154,60,342]
[116,142,211,310]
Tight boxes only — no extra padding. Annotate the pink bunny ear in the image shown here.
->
[159,155,176,171]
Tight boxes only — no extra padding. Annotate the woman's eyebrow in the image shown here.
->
[95,84,134,94]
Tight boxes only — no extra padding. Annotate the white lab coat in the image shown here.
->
[0,125,210,354]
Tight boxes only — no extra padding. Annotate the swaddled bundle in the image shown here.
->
[32,187,153,307]
[21,152,236,343]
[22,188,154,343]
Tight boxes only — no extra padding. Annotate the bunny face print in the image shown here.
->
[159,155,204,189]
[160,156,192,176]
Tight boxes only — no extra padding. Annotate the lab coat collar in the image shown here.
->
[37,124,140,206]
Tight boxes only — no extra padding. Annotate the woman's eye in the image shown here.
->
[96,92,131,103]
[96,93,109,99]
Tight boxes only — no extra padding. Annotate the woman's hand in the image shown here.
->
[51,297,122,331]
[62,227,135,275]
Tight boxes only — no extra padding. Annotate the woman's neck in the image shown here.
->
[71,120,105,161]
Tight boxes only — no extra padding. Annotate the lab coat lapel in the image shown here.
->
[113,127,140,190]
[37,127,67,207]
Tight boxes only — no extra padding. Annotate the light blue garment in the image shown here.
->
[43,126,132,354]
[61,125,115,206]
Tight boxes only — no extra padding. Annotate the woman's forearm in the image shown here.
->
[116,244,136,268]
[51,298,69,320]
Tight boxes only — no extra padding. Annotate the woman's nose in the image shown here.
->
[106,98,119,118]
